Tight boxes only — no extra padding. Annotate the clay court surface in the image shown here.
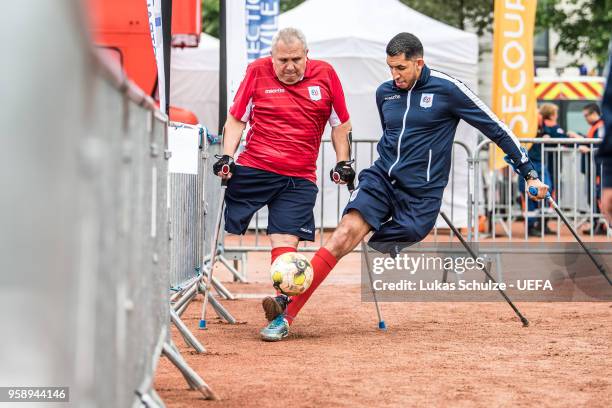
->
[155,248,612,407]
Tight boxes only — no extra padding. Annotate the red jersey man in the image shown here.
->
[213,27,353,341]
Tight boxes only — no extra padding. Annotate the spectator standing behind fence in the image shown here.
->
[519,103,571,235]
[568,103,606,234]
[596,52,612,226]
[212,27,355,341]
[568,103,604,142]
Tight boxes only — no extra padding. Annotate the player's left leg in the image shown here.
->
[282,166,394,326]
[260,234,300,322]
[282,210,371,324]
[260,214,371,341]
[259,176,318,340]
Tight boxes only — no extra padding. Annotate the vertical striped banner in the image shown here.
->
[491,0,538,169]
[146,0,167,112]
[245,0,280,63]
[224,0,280,126]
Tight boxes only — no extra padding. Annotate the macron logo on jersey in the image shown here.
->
[264,88,285,94]
[384,94,401,101]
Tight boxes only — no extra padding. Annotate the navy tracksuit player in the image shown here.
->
[262,32,550,341]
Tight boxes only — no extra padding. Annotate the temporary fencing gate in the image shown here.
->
[224,139,474,252]
[220,136,610,275]
[472,138,608,241]
[2,2,220,405]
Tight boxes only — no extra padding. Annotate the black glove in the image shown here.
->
[330,160,355,185]
[212,154,235,176]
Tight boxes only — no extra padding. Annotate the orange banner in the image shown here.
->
[491,0,538,169]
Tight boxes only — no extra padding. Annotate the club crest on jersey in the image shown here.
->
[308,86,322,101]
[420,93,434,108]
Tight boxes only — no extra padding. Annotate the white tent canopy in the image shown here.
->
[170,0,481,228]
[279,0,479,228]
[171,33,220,133]
[280,0,478,88]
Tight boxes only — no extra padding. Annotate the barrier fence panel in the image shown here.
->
[72,54,172,407]
[168,124,206,289]
[472,138,609,242]
[224,140,473,252]
[0,1,199,405]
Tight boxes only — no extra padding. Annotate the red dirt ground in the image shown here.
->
[155,249,612,408]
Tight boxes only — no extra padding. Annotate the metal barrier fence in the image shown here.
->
[63,41,172,408]
[0,2,216,406]
[224,139,474,252]
[168,124,208,289]
[221,136,609,258]
[472,138,609,241]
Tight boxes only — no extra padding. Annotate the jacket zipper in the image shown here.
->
[426,149,432,182]
[387,82,417,178]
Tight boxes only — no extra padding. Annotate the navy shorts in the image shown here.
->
[343,165,441,252]
[224,165,318,241]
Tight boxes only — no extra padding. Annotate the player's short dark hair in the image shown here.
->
[583,103,600,116]
[386,33,424,60]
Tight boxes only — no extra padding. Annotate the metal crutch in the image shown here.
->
[199,165,230,329]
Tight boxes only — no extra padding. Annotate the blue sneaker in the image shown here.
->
[260,314,289,341]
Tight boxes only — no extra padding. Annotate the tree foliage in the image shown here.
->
[202,0,612,68]
[202,0,305,38]
[536,0,612,69]
[201,0,219,38]
[400,0,493,35]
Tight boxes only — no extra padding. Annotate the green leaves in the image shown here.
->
[536,0,612,69]
[400,0,494,35]
[201,0,611,69]
[202,0,219,38]
[202,0,305,38]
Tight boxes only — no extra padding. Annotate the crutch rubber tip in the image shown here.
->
[199,319,207,330]
[521,318,529,327]
[378,321,387,330]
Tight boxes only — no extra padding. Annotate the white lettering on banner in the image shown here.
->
[246,26,260,42]
[505,0,526,11]
[245,0,279,63]
[502,94,527,113]
[499,1,528,133]
[146,0,165,111]
[503,12,524,38]
[502,40,525,70]
[261,1,279,16]
[246,42,260,55]
[491,0,536,166]
[246,0,259,12]
[508,115,529,134]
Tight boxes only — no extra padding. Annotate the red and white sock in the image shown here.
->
[270,246,296,264]
[285,247,337,324]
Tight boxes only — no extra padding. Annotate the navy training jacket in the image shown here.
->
[595,55,611,187]
[374,64,535,198]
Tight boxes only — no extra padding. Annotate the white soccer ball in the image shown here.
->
[270,252,314,296]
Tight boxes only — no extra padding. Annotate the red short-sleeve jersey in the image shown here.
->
[229,57,349,183]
